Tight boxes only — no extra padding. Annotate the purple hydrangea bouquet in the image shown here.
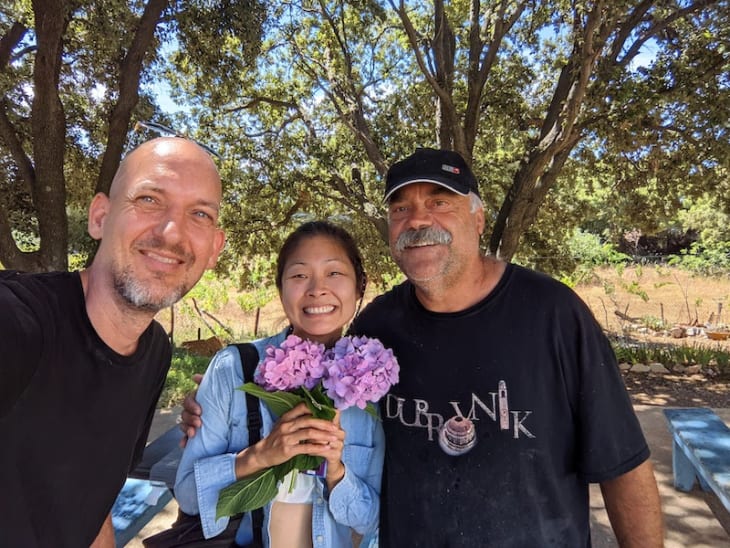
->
[216,334,399,518]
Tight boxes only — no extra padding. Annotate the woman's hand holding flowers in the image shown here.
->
[217,334,399,517]
[234,403,343,479]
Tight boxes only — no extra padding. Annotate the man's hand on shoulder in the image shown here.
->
[179,373,204,448]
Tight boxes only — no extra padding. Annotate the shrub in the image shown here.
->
[611,340,730,377]
[158,348,212,408]
[668,241,730,276]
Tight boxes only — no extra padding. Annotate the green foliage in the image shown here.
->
[624,280,649,303]
[67,253,87,272]
[639,315,667,331]
[217,469,279,518]
[678,194,730,246]
[567,230,631,266]
[0,0,265,271]
[66,205,96,261]
[668,194,730,276]
[557,229,630,286]
[612,342,730,377]
[237,287,276,313]
[217,381,336,517]
[170,0,265,103]
[158,348,211,408]
[668,241,730,276]
[184,271,230,312]
[167,0,728,282]
[3,0,729,279]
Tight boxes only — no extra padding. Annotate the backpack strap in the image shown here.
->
[232,343,265,547]
[235,343,263,444]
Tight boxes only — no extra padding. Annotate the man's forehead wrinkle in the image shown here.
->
[389,183,457,203]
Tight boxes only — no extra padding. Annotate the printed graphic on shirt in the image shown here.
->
[384,379,535,455]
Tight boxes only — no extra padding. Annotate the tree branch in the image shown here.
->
[95,0,169,196]
[0,21,28,69]
[464,0,529,155]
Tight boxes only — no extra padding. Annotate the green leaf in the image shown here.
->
[216,469,278,518]
[239,382,304,417]
[216,454,327,519]
[364,402,379,420]
[300,385,336,420]
[273,454,323,481]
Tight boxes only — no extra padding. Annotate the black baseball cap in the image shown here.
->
[384,148,480,201]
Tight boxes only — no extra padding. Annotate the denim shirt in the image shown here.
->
[175,329,384,547]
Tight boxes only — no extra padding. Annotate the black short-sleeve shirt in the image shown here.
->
[352,264,648,547]
[0,271,171,547]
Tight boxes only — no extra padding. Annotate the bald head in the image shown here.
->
[110,137,221,200]
[86,135,226,315]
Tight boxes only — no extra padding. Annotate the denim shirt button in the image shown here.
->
[317,497,324,504]
[316,535,324,543]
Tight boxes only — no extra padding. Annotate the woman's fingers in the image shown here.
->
[256,403,346,467]
[279,402,314,420]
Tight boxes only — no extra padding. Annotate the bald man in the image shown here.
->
[0,138,226,547]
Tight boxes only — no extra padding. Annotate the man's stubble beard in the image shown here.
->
[113,263,189,313]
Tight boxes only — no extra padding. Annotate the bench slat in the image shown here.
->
[664,407,730,512]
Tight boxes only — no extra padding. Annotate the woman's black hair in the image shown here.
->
[275,220,367,298]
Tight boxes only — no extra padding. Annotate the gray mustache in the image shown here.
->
[394,227,453,252]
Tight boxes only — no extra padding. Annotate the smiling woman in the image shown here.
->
[169,220,382,548]
[278,235,360,347]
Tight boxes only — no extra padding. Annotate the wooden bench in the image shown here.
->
[128,424,184,489]
[111,426,184,545]
[663,408,730,520]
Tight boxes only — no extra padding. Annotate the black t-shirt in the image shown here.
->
[352,264,649,547]
[0,271,171,547]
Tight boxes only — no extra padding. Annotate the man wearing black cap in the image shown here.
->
[351,147,664,546]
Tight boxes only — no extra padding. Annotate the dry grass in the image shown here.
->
[157,265,730,407]
[574,265,730,349]
[157,265,730,351]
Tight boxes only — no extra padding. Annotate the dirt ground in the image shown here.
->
[573,265,730,409]
[621,371,729,408]
[575,265,730,337]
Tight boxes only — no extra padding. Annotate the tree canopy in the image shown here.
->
[163,0,728,283]
[1,0,728,284]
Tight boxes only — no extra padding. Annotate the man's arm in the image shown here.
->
[599,459,664,547]
[89,513,115,548]
[179,373,204,447]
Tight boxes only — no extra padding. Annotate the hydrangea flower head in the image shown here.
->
[254,335,327,391]
[322,335,400,410]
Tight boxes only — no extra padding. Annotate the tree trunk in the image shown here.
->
[433,0,456,149]
[489,140,578,260]
[29,0,72,272]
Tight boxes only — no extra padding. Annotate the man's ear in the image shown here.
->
[475,206,486,236]
[206,229,226,270]
[87,193,110,241]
